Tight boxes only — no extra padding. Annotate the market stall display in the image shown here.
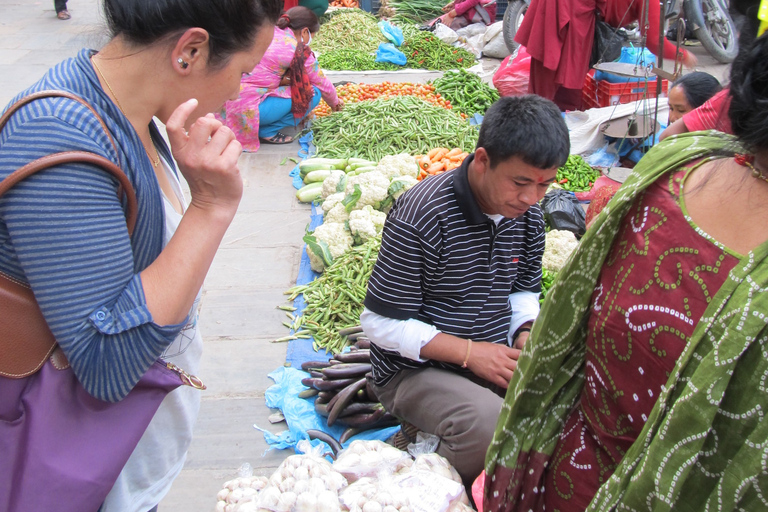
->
[312,97,479,161]
[432,69,500,116]
[415,147,470,180]
[314,10,388,55]
[377,0,445,24]
[555,154,603,192]
[313,82,459,118]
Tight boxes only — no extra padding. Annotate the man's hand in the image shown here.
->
[513,331,530,350]
[442,1,455,12]
[466,342,521,389]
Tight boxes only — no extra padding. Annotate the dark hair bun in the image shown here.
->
[729,34,768,151]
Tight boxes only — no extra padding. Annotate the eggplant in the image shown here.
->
[338,326,364,337]
[298,388,319,399]
[307,429,343,458]
[322,363,372,380]
[302,377,358,391]
[354,337,371,350]
[301,360,332,371]
[340,409,400,428]
[333,350,371,364]
[327,377,367,427]
[338,401,383,418]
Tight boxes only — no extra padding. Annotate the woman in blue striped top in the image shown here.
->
[0,0,282,509]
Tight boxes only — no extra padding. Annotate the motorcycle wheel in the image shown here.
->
[686,0,738,63]
[502,0,528,53]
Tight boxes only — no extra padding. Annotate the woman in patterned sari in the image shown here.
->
[483,27,768,512]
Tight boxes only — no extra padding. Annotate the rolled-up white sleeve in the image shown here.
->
[508,291,540,345]
[360,307,440,362]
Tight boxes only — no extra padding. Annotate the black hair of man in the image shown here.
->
[477,95,570,170]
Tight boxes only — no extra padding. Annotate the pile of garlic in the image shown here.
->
[332,440,413,482]
[410,453,462,484]
[215,475,270,512]
[245,451,349,512]
[339,477,412,512]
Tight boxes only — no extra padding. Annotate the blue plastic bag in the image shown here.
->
[378,20,404,46]
[375,43,407,66]
[594,46,656,84]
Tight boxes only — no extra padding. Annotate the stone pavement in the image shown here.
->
[0,1,730,510]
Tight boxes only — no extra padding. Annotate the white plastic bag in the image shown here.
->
[482,21,511,59]
[333,440,413,483]
[433,23,459,45]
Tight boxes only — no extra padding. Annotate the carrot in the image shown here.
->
[431,148,449,162]
[445,162,461,171]
[445,148,462,158]
[427,148,441,159]
[426,162,445,174]
[419,155,431,170]
[458,152,469,160]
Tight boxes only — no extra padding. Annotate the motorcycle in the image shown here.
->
[502,0,738,63]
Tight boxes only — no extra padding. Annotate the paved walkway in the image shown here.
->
[0,1,729,510]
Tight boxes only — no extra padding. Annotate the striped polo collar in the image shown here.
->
[453,153,492,226]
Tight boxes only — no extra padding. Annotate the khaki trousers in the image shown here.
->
[373,368,504,487]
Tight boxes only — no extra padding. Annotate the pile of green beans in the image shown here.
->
[312,96,479,161]
[403,32,476,70]
[314,10,388,54]
[386,0,446,24]
[317,49,400,71]
[556,155,602,192]
[284,237,381,354]
[433,69,500,116]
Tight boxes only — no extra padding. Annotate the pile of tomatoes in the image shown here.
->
[312,82,466,118]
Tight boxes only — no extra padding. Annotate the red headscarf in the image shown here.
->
[283,15,315,121]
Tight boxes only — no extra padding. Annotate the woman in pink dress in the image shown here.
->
[218,7,343,150]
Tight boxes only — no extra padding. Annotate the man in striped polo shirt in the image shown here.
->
[360,95,570,487]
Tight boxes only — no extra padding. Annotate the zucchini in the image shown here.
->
[296,182,323,203]
[299,163,336,178]
[299,158,348,176]
[303,169,333,184]
[352,166,377,175]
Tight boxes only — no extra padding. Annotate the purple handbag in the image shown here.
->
[0,91,205,512]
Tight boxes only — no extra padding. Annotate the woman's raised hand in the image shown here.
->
[165,99,244,215]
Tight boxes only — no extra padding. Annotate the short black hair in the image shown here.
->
[104,0,283,68]
[671,72,723,109]
[477,95,570,170]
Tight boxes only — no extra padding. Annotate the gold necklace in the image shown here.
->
[735,154,768,185]
[91,55,161,168]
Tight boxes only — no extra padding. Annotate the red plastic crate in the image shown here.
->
[582,71,668,109]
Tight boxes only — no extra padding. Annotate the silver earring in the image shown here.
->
[177,57,189,69]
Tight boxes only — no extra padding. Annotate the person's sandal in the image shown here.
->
[259,131,294,145]
[57,9,71,20]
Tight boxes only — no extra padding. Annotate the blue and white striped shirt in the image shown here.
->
[0,49,185,402]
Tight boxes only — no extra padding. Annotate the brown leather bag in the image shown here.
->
[0,90,137,378]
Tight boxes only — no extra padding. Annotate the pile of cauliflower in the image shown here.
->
[541,229,579,273]
[307,154,419,273]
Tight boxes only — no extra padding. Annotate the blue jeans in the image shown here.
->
[258,86,321,139]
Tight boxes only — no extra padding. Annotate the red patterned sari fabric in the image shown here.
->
[540,165,739,511]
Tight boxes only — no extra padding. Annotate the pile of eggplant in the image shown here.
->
[299,327,399,443]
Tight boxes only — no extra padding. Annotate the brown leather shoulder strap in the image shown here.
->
[0,151,137,235]
[0,90,137,235]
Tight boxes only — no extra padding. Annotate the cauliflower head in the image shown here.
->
[345,170,390,210]
[321,170,347,199]
[541,229,579,273]
[325,202,350,224]
[348,205,387,244]
[305,221,353,273]
[375,153,420,180]
[388,175,418,201]
[322,192,345,214]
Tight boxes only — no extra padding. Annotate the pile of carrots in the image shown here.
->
[415,147,469,180]
[329,0,359,7]
[312,82,464,118]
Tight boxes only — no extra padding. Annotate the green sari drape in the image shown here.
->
[484,131,768,511]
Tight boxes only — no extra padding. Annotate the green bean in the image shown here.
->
[313,96,478,161]
[281,237,381,353]
[433,69,500,116]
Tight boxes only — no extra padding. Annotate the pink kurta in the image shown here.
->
[218,26,339,152]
